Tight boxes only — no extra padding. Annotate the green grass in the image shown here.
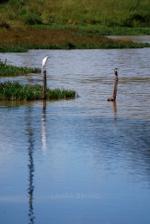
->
[0,82,76,101]
[0,45,28,53]
[0,61,41,76]
[34,24,150,35]
[0,0,150,29]
[0,0,150,51]
[1,42,149,52]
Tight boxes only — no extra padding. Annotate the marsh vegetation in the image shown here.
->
[0,82,76,101]
[0,28,149,52]
[0,60,40,76]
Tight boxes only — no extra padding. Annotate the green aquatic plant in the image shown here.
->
[0,60,41,76]
[0,82,76,101]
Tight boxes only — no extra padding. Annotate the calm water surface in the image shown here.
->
[0,48,150,224]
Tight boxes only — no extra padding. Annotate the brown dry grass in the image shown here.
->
[0,27,148,51]
[0,28,111,46]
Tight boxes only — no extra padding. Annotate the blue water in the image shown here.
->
[0,48,150,224]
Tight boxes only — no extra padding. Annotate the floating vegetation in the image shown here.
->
[0,82,76,101]
[0,60,41,77]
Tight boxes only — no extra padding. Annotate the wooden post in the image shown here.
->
[43,70,47,100]
[107,68,119,102]
[112,68,118,101]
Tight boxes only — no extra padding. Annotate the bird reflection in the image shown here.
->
[41,100,47,152]
[26,106,35,224]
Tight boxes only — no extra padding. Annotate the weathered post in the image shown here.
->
[43,69,47,100]
[107,68,119,102]
[42,56,49,100]
[112,68,119,101]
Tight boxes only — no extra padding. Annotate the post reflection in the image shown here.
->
[26,106,35,224]
[111,101,117,120]
[25,102,47,223]
[112,101,117,113]
[41,100,47,152]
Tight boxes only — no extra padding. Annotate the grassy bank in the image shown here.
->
[0,82,76,101]
[0,0,150,29]
[0,1,150,51]
[0,28,149,52]
[34,24,150,35]
[0,60,40,76]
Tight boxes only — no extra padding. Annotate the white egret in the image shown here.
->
[42,56,49,71]
[42,56,49,100]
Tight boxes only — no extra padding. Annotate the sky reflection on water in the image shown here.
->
[0,48,150,223]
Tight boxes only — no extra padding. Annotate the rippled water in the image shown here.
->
[0,47,150,224]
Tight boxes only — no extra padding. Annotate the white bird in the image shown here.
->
[42,56,49,71]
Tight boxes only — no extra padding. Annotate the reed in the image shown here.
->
[0,82,76,101]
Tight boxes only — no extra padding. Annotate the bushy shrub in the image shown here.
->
[9,0,24,5]
[22,12,42,25]
[0,0,9,3]
[123,13,150,27]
